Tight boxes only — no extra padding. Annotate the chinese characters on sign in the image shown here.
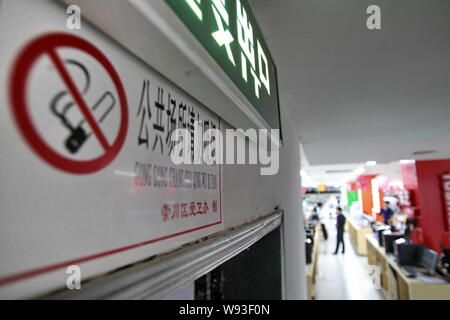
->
[160,200,218,222]
[136,79,218,160]
[132,77,221,224]
[236,0,270,99]
[165,0,280,130]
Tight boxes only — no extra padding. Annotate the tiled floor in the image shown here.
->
[314,223,386,300]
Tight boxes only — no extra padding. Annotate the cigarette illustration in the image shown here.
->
[50,59,116,154]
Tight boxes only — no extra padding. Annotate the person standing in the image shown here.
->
[379,201,394,225]
[334,207,346,254]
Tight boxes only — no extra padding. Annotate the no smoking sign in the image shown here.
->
[9,33,128,174]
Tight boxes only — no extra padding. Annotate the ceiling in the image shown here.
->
[300,160,404,187]
[250,0,450,168]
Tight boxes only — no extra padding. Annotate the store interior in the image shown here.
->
[301,158,450,300]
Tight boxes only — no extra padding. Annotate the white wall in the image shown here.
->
[275,109,306,300]
[220,105,306,299]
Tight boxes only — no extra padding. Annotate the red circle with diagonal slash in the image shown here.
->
[9,33,128,174]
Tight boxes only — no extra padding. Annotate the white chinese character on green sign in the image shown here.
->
[236,0,269,98]
[236,0,255,81]
[185,0,203,21]
[211,0,236,66]
[186,0,270,99]
[257,40,270,95]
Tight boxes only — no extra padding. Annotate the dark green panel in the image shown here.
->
[221,226,282,299]
[164,0,281,130]
[194,226,282,300]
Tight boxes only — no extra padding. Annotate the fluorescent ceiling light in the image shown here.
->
[366,161,377,166]
[399,159,415,164]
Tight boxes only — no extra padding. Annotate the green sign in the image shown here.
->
[164,0,281,130]
[347,191,359,208]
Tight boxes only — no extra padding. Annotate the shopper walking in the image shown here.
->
[333,207,346,254]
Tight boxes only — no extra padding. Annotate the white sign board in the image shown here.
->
[0,0,223,298]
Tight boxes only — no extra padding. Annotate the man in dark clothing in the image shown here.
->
[334,207,346,254]
[379,201,394,225]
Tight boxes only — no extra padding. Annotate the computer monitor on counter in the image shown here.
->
[383,233,405,254]
[394,240,424,267]
[420,248,439,276]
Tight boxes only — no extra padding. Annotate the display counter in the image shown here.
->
[346,215,372,255]
[366,235,450,300]
[306,225,321,300]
